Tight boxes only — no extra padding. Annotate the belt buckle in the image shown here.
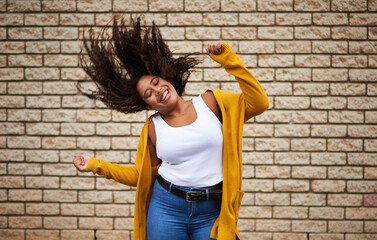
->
[186,191,203,202]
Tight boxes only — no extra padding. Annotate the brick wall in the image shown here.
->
[1,0,377,239]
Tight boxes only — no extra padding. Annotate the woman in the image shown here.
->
[73,17,269,240]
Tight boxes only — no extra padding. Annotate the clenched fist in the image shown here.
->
[206,42,223,56]
[73,154,90,172]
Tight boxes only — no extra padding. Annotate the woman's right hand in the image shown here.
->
[73,154,91,172]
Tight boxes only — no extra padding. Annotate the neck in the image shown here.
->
[161,97,192,118]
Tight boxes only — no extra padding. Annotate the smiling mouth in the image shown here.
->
[161,89,169,102]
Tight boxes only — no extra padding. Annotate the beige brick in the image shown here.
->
[222,27,257,40]
[239,206,271,218]
[239,13,274,25]
[276,13,311,25]
[221,0,255,11]
[243,152,273,165]
[184,82,219,95]
[43,163,76,176]
[26,41,60,53]
[295,55,331,67]
[42,137,76,149]
[0,230,25,240]
[347,181,377,193]
[292,193,326,206]
[366,111,377,123]
[312,97,347,109]
[26,203,59,215]
[295,26,330,39]
[8,0,40,11]
[333,55,367,68]
[350,13,377,25]
[258,27,293,39]
[185,0,219,12]
[42,109,76,122]
[43,82,78,95]
[62,96,94,108]
[276,68,311,81]
[8,163,41,175]
[61,177,94,190]
[239,41,274,53]
[77,0,111,11]
[9,189,42,202]
[8,55,42,67]
[8,136,41,149]
[25,150,58,163]
[365,221,377,232]
[114,191,135,204]
[313,68,348,81]
[292,220,327,232]
[203,13,237,26]
[61,204,94,216]
[350,69,377,82]
[259,55,294,67]
[328,139,363,152]
[114,218,133,230]
[243,179,273,192]
[310,207,344,219]
[312,41,347,54]
[365,167,377,179]
[167,13,202,25]
[25,13,58,26]
[257,0,292,11]
[0,176,24,188]
[9,216,42,229]
[77,137,110,150]
[159,27,185,40]
[61,230,94,240]
[346,207,377,219]
[349,125,377,138]
[77,109,111,122]
[328,221,363,233]
[274,233,307,240]
[349,97,377,110]
[369,57,377,68]
[295,0,329,11]
[275,179,309,192]
[44,55,78,67]
[275,96,310,109]
[0,13,23,25]
[330,83,365,95]
[256,219,290,231]
[263,82,292,96]
[273,206,308,219]
[255,166,290,178]
[42,0,76,11]
[0,96,24,108]
[95,123,131,136]
[0,123,24,135]
[26,123,59,135]
[0,203,24,215]
[237,219,255,231]
[293,83,328,96]
[311,180,346,192]
[0,149,24,161]
[255,193,290,205]
[275,152,309,165]
[333,27,367,40]
[8,27,42,39]
[8,82,43,95]
[25,67,59,80]
[254,109,290,123]
[149,0,182,11]
[328,194,362,206]
[79,217,113,229]
[311,233,345,240]
[96,231,130,240]
[0,42,24,53]
[311,125,346,137]
[26,96,61,108]
[243,124,273,137]
[292,166,326,179]
[349,153,377,166]
[60,13,94,26]
[255,138,290,151]
[275,124,310,137]
[44,27,78,40]
[332,0,366,11]
[79,191,112,203]
[113,0,147,11]
[242,138,254,151]
[44,190,77,202]
[276,41,311,53]
[346,234,377,240]
[329,111,364,123]
[313,13,348,25]
[26,230,59,240]
[44,217,77,229]
[26,176,59,189]
[186,27,220,40]
[60,123,94,136]
[96,204,129,216]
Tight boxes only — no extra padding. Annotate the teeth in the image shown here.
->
[162,90,168,101]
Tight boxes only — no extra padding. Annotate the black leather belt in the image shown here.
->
[157,175,222,202]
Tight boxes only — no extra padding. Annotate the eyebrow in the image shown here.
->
[143,77,157,98]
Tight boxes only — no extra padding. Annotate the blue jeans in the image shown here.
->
[147,177,222,240]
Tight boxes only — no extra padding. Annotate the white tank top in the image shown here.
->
[152,95,223,187]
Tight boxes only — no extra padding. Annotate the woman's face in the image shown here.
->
[136,75,179,113]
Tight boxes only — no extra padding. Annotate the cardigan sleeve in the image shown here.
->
[210,42,269,120]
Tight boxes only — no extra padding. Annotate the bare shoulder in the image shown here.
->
[148,119,156,146]
[201,91,222,122]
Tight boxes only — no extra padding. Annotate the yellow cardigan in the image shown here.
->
[86,42,269,240]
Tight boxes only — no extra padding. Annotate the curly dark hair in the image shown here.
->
[76,16,200,114]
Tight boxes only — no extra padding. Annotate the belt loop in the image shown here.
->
[168,183,173,193]
[205,189,209,200]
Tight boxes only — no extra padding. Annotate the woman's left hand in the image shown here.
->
[206,42,223,56]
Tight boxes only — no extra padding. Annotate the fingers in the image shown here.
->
[206,42,223,56]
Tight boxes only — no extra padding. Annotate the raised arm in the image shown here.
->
[209,42,269,120]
